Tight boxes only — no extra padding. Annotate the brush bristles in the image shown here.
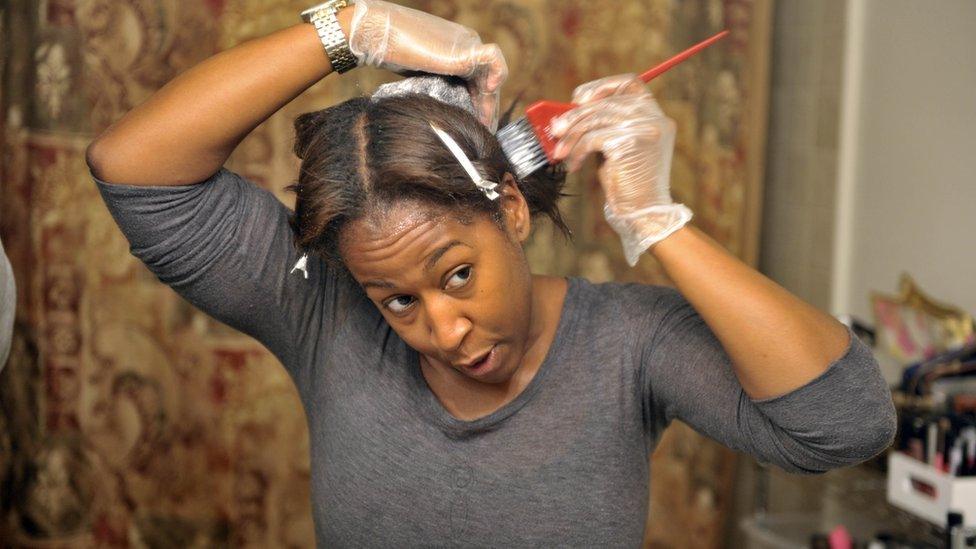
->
[497,117,551,180]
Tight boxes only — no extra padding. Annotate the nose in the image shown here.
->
[424,295,472,355]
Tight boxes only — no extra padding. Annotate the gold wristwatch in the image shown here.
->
[300,0,357,74]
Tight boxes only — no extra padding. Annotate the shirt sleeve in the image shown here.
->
[640,287,897,474]
[92,166,351,385]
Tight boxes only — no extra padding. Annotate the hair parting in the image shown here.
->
[286,93,573,273]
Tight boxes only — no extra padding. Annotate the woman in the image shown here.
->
[86,0,896,545]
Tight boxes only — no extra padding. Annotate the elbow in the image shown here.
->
[834,385,899,467]
[772,399,898,475]
[825,398,898,470]
[85,139,106,180]
[838,352,899,465]
[850,398,898,461]
[86,134,126,182]
[815,401,898,473]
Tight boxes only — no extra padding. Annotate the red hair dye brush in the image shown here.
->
[497,29,730,180]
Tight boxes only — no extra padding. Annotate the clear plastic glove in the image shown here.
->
[347,0,508,131]
[549,73,693,266]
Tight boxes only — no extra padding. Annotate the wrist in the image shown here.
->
[647,223,692,256]
[301,1,357,74]
[336,5,353,36]
[604,203,693,266]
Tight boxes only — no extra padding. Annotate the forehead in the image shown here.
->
[340,202,491,280]
[345,201,474,247]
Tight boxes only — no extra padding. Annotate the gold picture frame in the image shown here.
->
[871,273,976,364]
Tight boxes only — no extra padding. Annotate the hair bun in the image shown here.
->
[371,73,477,118]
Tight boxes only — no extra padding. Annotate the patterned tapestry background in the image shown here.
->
[0,0,770,547]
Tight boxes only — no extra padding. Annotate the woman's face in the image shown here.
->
[340,175,537,385]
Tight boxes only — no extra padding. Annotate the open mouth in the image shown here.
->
[464,345,497,374]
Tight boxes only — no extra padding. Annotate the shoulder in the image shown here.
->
[570,276,688,327]
[92,167,286,214]
[572,277,685,312]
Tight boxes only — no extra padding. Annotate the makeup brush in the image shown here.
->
[497,29,730,180]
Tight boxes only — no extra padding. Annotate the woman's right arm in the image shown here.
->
[86,10,354,185]
[85,2,507,380]
[86,0,508,185]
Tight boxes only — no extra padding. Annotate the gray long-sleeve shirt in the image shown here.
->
[92,166,896,547]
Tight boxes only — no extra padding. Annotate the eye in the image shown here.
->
[384,295,414,314]
[446,266,472,290]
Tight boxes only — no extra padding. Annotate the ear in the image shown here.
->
[497,172,531,243]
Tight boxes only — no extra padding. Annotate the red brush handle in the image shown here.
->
[525,29,730,162]
[639,30,730,83]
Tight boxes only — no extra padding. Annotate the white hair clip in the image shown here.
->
[428,122,500,201]
[290,253,309,279]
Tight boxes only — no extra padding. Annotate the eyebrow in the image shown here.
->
[362,280,395,289]
[362,240,471,290]
[424,240,470,272]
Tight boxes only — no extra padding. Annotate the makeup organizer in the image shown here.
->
[887,452,976,528]
[884,338,976,545]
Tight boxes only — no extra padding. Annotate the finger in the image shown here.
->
[476,43,508,93]
[554,92,659,133]
[551,94,657,153]
[470,43,508,129]
[565,123,667,174]
[560,127,619,173]
[471,91,500,132]
[571,73,645,105]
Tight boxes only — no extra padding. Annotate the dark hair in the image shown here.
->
[286,93,572,270]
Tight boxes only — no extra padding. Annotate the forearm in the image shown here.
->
[649,224,851,400]
[87,8,354,186]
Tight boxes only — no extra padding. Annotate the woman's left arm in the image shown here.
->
[551,73,850,399]
[552,74,896,471]
[649,224,849,400]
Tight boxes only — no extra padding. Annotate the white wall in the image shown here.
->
[833,0,976,320]
[759,0,846,313]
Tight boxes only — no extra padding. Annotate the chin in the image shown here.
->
[471,373,511,386]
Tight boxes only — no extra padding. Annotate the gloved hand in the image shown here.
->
[549,73,693,266]
[346,0,508,132]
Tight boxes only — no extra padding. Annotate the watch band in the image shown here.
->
[300,1,357,74]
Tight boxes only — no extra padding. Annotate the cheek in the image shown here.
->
[385,318,429,353]
[478,266,532,326]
